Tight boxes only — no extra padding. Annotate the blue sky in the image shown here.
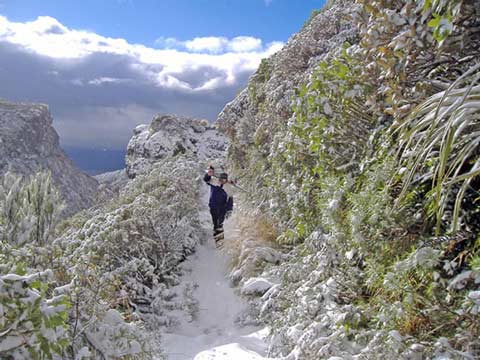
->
[1,0,323,47]
[0,0,325,155]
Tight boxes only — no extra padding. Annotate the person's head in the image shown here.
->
[219,172,228,185]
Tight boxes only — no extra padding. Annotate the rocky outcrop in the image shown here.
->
[216,0,357,153]
[95,169,129,195]
[215,1,480,359]
[0,99,98,214]
[126,114,227,178]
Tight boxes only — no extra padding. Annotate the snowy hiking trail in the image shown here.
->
[160,190,270,360]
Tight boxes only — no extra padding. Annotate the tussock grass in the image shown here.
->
[393,63,480,234]
[223,206,280,274]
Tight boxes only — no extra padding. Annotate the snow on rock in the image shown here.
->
[0,99,99,215]
[126,114,227,178]
[242,278,274,296]
[228,238,285,286]
[238,246,283,267]
[95,168,129,195]
[216,0,358,163]
[469,290,480,304]
[448,270,473,290]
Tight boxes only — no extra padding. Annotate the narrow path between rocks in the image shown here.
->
[160,190,270,360]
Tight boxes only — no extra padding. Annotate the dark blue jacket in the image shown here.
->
[204,174,233,213]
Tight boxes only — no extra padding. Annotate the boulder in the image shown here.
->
[241,277,274,296]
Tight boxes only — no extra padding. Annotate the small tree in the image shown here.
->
[0,172,63,246]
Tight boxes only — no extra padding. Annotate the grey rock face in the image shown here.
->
[126,114,227,178]
[217,0,358,154]
[0,99,99,215]
[95,169,129,196]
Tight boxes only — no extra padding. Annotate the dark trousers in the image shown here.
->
[210,207,225,235]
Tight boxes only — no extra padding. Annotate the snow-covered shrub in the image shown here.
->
[0,172,63,247]
[0,172,71,358]
[0,270,69,359]
[220,0,479,357]
[58,155,201,298]
[346,156,402,257]
[249,247,366,359]
[82,309,150,359]
[0,155,205,358]
[50,155,203,356]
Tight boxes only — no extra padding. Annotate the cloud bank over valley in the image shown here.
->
[0,15,283,151]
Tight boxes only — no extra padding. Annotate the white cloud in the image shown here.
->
[156,35,266,55]
[154,36,183,49]
[185,36,227,53]
[0,15,284,92]
[265,41,284,53]
[28,15,67,35]
[0,15,285,148]
[228,36,262,52]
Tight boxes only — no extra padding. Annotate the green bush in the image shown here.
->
[0,269,69,359]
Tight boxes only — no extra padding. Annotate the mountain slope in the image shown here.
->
[0,99,99,214]
[217,0,357,176]
[215,0,480,358]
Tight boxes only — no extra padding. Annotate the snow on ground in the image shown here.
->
[160,190,272,360]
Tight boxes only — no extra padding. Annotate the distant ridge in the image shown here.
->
[0,99,99,215]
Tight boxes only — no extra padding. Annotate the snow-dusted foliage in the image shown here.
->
[0,172,69,358]
[218,0,480,358]
[55,155,204,357]
[0,270,69,358]
[0,172,63,247]
[0,155,205,358]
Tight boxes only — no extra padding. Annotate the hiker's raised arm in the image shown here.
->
[204,166,215,185]
[204,172,212,184]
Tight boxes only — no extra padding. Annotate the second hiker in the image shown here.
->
[204,165,233,246]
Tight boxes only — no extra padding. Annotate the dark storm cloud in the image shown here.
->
[170,66,227,89]
[0,15,284,150]
[0,41,249,149]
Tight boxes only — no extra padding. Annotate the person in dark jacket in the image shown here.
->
[204,166,233,243]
